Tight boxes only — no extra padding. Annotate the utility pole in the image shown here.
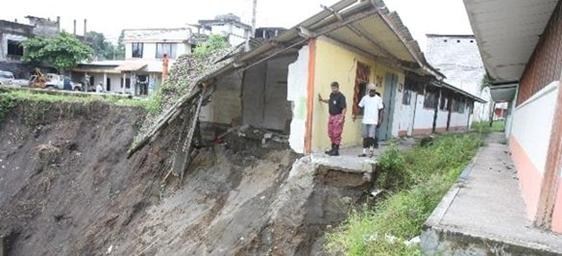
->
[245,0,257,51]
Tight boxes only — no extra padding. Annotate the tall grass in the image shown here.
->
[326,133,483,255]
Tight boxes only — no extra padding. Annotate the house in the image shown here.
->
[71,27,193,95]
[122,28,193,60]
[198,0,484,154]
[425,34,493,122]
[196,14,252,46]
[464,0,562,233]
[0,16,62,78]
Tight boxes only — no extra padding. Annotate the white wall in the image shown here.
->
[511,81,559,174]
[394,89,417,135]
[287,46,309,154]
[126,42,190,60]
[88,73,122,92]
[449,106,470,128]
[413,94,435,131]
[426,36,492,122]
[436,108,449,129]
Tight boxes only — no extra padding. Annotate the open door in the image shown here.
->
[379,73,398,141]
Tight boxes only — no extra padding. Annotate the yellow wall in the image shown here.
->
[311,37,405,151]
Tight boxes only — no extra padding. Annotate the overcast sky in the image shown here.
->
[3,0,473,50]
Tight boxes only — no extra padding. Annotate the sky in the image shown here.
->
[3,0,473,50]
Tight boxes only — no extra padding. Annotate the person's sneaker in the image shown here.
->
[358,153,368,157]
[325,144,335,155]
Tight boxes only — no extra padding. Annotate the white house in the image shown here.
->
[71,28,194,96]
[123,28,193,60]
[197,14,252,46]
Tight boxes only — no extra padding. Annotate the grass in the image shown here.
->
[0,88,159,118]
[472,120,505,133]
[326,133,484,255]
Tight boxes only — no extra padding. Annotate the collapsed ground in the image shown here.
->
[0,97,374,255]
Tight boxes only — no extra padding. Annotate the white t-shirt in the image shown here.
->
[358,95,384,125]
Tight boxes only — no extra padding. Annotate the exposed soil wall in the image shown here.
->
[0,100,372,255]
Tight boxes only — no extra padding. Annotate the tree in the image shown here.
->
[22,32,93,73]
[193,35,229,59]
[84,31,116,60]
[114,30,126,60]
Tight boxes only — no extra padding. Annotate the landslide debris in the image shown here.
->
[0,99,374,255]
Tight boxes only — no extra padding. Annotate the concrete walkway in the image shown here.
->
[422,133,562,255]
[310,137,416,174]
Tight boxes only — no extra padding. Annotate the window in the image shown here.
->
[106,77,111,91]
[7,40,24,57]
[132,43,144,58]
[121,78,131,89]
[353,62,371,115]
[451,95,466,113]
[439,91,451,111]
[423,86,439,109]
[402,82,415,105]
[155,43,177,59]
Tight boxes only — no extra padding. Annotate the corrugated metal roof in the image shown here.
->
[464,0,559,83]
[234,0,442,78]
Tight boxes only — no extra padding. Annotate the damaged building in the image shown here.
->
[197,0,485,154]
[0,16,61,78]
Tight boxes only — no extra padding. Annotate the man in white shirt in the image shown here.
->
[353,86,384,157]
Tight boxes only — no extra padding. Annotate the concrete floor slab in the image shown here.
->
[422,133,562,255]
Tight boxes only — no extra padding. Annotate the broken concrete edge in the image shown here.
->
[421,224,562,256]
[423,145,484,229]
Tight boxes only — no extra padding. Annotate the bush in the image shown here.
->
[326,133,483,255]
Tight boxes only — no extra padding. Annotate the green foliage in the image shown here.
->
[0,91,16,122]
[472,120,505,134]
[22,32,93,72]
[376,146,408,191]
[84,31,119,60]
[326,133,483,256]
[193,35,229,59]
[0,89,153,112]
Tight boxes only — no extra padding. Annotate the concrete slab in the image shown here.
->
[422,133,562,256]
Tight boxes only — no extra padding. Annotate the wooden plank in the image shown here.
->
[170,88,206,179]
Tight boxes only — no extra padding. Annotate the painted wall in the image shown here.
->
[200,71,243,125]
[241,54,296,132]
[553,175,562,233]
[412,94,435,136]
[125,42,190,60]
[311,37,404,151]
[426,35,491,122]
[435,108,449,132]
[510,81,559,219]
[449,107,470,130]
[395,90,417,136]
[87,73,122,92]
[287,46,309,153]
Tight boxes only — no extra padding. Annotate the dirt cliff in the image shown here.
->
[0,100,371,255]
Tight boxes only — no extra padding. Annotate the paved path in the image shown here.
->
[422,133,562,255]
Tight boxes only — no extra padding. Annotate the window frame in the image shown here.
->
[131,42,144,58]
[7,40,24,57]
[353,62,371,116]
[155,43,177,59]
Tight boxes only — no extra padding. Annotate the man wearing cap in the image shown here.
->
[354,84,384,157]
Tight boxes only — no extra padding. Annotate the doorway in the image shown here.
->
[379,73,398,141]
